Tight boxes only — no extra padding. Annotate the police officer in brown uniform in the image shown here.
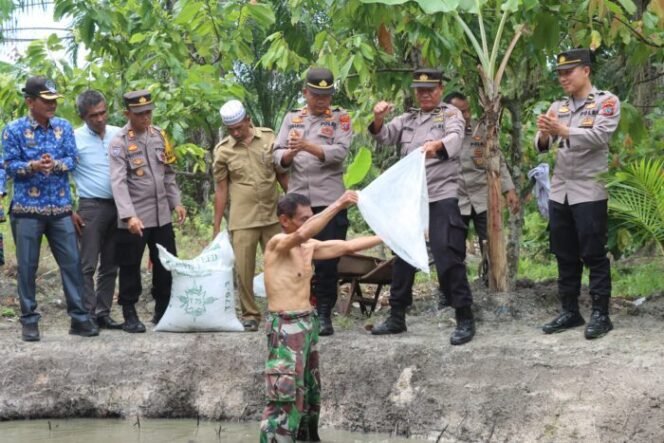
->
[369,68,475,345]
[536,49,620,339]
[444,91,519,287]
[213,100,284,332]
[109,90,187,333]
[273,67,352,336]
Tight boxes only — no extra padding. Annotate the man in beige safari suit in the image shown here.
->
[213,100,285,332]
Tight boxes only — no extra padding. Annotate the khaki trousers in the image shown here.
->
[231,223,281,321]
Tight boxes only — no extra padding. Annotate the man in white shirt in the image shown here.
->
[72,90,122,329]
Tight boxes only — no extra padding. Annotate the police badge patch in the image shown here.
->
[111,146,122,157]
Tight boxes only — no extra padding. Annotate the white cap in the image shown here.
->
[219,100,247,126]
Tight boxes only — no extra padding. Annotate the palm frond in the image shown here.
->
[605,158,664,254]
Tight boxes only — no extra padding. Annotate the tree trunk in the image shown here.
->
[504,99,525,287]
[479,92,509,292]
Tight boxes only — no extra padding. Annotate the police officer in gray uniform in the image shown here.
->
[368,68,475,345]
[273,67,352,336]
[109,90,187,333]
[443,91,519,287]
[536,49,620,339]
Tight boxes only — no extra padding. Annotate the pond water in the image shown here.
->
[0,418,417,442]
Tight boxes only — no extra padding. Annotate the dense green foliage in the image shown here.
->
[0,0,662,278]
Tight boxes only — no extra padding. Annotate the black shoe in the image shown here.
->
[450,318,475,345]
[242,319,259,332]
[21,323,40,342]
[371,309,407,335]
[319,315,334,336]
[584,310,613,339]
[542,311,585,334]
[69,319,100,337]
[97,315,123,330]
[122,305,146,333]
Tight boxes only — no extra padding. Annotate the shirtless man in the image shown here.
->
[259,191,381,442]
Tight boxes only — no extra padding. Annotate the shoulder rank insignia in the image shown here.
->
[292,116,303,124]
[558,106,570,113]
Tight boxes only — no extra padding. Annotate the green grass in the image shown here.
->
[517,255,664,300]
[612,259,664,299]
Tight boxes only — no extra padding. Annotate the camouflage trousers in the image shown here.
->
[259,310,320,443]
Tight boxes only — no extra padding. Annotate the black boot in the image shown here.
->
[450,306,475,345]
[69,319,100,337]
[21,323,40,342]
[542,294,585,334]
[542,311,585,334]
[371,308,407,335]
[122,305,146,333]
[317,304,334,337]
[585,295,612,339]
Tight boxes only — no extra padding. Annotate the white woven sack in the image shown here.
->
[154,231,244,332]
[357,149,430,272]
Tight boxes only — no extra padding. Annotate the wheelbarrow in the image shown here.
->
[337,253,394,316]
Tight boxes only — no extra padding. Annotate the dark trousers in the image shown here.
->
[115,223,177,316]
[390,198,473,310]
[310,207,348,312]
[78,198,118,317]
[461,208,488,279]
[549,199,611,313]
[13,216,90,325]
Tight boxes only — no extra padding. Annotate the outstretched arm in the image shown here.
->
[269,190,358,254]
[312,235,382,260]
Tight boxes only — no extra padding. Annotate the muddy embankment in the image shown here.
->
[1,271,664,442]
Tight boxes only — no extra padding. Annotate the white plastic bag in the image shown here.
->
[154,231,244,332]
[253,273,266,298]
[358,149,430,272]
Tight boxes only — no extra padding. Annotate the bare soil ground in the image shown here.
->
[1,265,663,442]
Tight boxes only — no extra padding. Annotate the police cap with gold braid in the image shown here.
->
[305,67,335,95]
[123,89,155,113]
[555,49,593,71]
[411,68,443,88]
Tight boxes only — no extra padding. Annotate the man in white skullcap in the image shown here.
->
[213,100,286,331]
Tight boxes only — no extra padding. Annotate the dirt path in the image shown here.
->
[1,276,663,442]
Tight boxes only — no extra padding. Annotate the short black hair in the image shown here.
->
[443,91,467,104]
[76,90,106,117]
[277,193,311,218]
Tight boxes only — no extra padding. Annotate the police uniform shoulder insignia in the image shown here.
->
[339,113,351,131]
[259,127,274,133]
[292,116,303,123]
[599,97,617,116]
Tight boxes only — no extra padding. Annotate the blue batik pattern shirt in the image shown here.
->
[1,115,79,218]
